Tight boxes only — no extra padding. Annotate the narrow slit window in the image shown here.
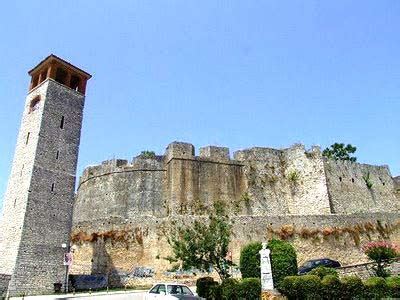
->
[60,116,65,129]
[56,150,59,160]
[26,132,30,145]
[51,183,55,192]
[29,96,41,113]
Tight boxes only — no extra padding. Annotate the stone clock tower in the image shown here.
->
[0,55,91,296]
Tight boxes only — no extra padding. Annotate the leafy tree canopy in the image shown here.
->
[322,143,357,162]
[166,202,233,280]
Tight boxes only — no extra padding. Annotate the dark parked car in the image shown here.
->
[298,258,341,274]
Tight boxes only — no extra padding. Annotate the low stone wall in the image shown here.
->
[337,258,400,279]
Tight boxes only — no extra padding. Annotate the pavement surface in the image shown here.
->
[10,290,147,300]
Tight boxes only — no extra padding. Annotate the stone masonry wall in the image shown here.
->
[70,213,400,284]
[233,144,331,215]
[71,142,399,284]
[324,160,400,214]
[0,79,85,296]
[0,82,48,277]
[73,156,165,223]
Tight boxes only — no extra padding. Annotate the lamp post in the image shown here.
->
[61,243,71,293]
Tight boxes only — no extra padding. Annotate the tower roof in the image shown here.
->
[28,54,92,79]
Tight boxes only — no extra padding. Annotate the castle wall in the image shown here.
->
[71,142,399,284]
[165,143,245,215]
[73,157,165,224]
[233,144,331,215]
[324,160,400,214]
[70,212,400,284]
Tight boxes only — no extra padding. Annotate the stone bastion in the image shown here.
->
[70,142,400,285]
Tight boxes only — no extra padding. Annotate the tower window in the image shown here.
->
[60,116,65,129]
[26,132,30,145]
[55,68,67,84]
[51,183,55,192]
[56,150,59,160]
[70,75,80,91]
[29,96,41,113]
[31,76,39,89]
[39,70,47,83]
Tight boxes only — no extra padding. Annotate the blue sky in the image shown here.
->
[0,1,399,208]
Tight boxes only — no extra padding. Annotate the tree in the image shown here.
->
[166,202,232,280]
[240,242,262,278]
[322,143,357,162]
[363,241,399,277]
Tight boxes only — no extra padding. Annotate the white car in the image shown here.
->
[145,283,203,299]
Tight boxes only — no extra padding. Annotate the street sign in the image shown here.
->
[63,252,73,266]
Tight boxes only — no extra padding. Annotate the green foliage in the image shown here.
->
[279,275,321,299]
[322,143,357,162]
[196,277,218,299]
[220,278,240,300]
[297,275,321,299]
[340,276,364,299]
[362,171,373,189]
[237,278,261,300]
[364,276,388,299]
[363,241,399,277]
[267,239,298,288]
[287,170,300,184]
[321,275,342,299]
[140,150,156,158]
[241,192,251,204]
[308,266,338,279]
[386,276,400,298]
[280,275,395,299]
[278,276,298,299]
[239,242,262,278]
[209,284,222,300]
[166,202,232,280]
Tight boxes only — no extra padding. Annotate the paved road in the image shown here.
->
[11,291,146,300]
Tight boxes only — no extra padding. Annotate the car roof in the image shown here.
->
[151,282,190,286]
[306,258,333,261]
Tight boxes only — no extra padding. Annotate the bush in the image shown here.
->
[267,239,298,288]
[278,276,299,300]
[196,277,217,299]
[386,276,400,298]
[321,275,342,299]
[220,278,240,300]
[140,150,156,159]
[279,275,321,299]
[209,284,222,300]
[340,276,364,299]
[364,276,389,299]
[239,242,262,278]
[297,275,321,299]
[308,266,338,279]
[237,278,261,300]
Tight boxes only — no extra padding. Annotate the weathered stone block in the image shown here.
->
[165,141,195,162]
[199,146,230,161]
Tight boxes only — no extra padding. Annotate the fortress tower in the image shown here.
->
[0,55,91,296]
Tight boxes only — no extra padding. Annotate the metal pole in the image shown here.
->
[64,245,70,293]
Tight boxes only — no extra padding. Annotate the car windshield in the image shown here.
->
[167,285,193,295]
[302,261,316,268]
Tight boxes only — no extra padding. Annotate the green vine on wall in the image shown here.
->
[363,171,373,189]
